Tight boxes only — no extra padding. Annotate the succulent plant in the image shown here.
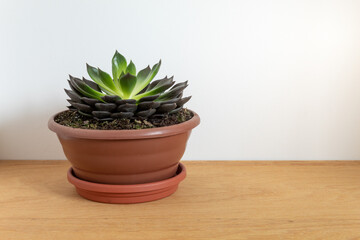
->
[65,51,191,120]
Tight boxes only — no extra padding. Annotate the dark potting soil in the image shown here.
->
[54,108,194,130]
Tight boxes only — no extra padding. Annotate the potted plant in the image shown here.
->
[48,51,200,204]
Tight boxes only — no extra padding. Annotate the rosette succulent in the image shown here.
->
[65,51,191,120]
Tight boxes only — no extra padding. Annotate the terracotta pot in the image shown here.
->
[48,110,200,185]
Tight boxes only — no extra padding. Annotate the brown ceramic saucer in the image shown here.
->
[67,163,186,204]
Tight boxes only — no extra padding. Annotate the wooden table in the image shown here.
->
[1,160,360,239]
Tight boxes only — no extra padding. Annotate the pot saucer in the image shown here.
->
[67,163,186,204]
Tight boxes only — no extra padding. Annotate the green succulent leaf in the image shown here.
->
[136,66,151,81]
[86,64,120,96]
[112,51,127,81]
[86,64,102,84]
[131,60,161,97]
[126,61,136,75]
[69,75,105,101]
[134,76,174,100]
[98,68,115,88]
[99,86,114,95]
[120,73,137,98]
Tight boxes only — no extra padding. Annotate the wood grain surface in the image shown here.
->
[0,160,360,240]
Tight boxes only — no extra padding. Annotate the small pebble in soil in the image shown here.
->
[54,108,194,130]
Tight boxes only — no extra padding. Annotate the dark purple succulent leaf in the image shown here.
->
[156,103,177,113]
[92,111,112,118]
[83,77,101,92]
[67,80,83,96]
[156,83,188,101]
[170,80,188,90]
[95,103,117,112]
[176,96,192,107]
[80,97,101,107]
[137,101,160,111]
[138,94,160,102]
[64,89,82,103]
[117,103,137,112]
[67,105,76,110]
[111,112,134,119]
[147,76,173,91]
[71,102,93,113]
[67,99,75,105]
[169,107,182,114]
[78,110,93,117]
[177,92,183,99]
[158,98,180,104]
[101,95,121,103]
[135,77,174,100]
[136,108,156,118]
[144,79,162,92]
[115,99,137,105]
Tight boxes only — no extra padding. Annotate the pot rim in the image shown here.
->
[48,109,200,139]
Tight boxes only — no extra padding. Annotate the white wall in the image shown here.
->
[1,0,360,160]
